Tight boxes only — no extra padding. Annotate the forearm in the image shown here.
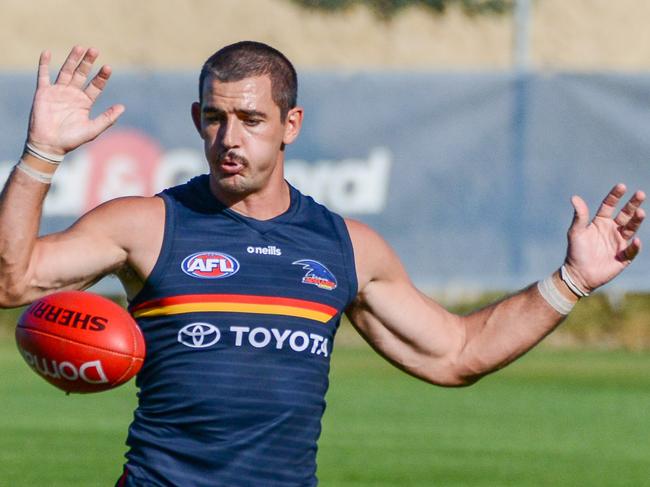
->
[0,153,56,304]
[0,47,128,308]
[456,271,578,382]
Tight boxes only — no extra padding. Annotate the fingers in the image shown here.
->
[55,45,86,85]
[618,237,642,262]
[69,48,99,88]
[84,65,112,102]
[89,104,126,138]
[595,183,627,219]
[37,50,51,89]
[48,46,113,104]
[569,195,590,232]
[619,207,646,240]
[54,46,102,90]
[614,190,646,227]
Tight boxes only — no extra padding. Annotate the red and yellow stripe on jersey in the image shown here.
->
[130,294,338,324]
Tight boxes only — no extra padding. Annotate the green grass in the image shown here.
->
[320,346,650,486]
[0,339,137,486]
[1,336,650,486]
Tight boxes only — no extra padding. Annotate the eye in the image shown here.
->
[202,112,224,124]
[243,118,262,127]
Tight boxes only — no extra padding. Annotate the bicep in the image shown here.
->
[345,219,466,385]
[22,200,134,303]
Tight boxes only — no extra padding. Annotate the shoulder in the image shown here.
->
[344,218,384,254]
[162,174,210,208]
[77,196,166,288]
[344,218,409,292]
[77,195,164,225]
[71,196,164,249]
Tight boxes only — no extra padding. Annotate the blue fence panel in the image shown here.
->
[0,71,648,294]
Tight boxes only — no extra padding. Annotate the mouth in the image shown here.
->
[217,153,247,176]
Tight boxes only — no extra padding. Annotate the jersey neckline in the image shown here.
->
[194,174,302,235]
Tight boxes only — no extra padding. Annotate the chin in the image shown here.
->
[215,174,256,196]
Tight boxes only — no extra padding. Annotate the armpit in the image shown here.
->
[114,264,144,301]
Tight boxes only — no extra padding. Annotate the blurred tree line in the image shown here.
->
[290,0,513,19]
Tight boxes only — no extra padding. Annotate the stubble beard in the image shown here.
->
[216,174,255,195]
[210,150,258,198]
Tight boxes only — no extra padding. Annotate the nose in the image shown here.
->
[218,116,241,149]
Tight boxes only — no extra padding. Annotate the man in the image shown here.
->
[0,42,645,486]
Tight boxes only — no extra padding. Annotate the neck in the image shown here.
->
[209,177,292,220]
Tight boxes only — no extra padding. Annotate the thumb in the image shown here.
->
[569,195,590,232]
[90,103,125,138]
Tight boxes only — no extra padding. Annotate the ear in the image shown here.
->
[191,102,203,136]
[282,106,304,145]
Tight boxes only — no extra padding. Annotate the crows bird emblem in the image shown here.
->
[292,259,338,291]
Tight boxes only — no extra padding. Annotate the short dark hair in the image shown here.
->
[199,41,298,122]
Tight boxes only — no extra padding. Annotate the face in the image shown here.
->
[192,74,302,200]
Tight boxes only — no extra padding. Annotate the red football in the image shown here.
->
[15,290,145,393]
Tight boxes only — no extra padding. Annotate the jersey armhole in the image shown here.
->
[330,214,359,307]
[127,193,176,307]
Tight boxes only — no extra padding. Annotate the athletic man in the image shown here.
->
[0,43,645,486]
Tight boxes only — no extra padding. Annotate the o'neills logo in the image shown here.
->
[246,245,282,256]
[19,348,109,384]
[181,251,240,279]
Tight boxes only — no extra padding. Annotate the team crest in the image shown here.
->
[181,251,240,279]
[293,259,337,291]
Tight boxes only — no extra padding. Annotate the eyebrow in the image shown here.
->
[202,106,267,119]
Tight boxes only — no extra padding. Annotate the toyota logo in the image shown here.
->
[178,323,221,348]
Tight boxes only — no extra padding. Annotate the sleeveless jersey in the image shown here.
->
[122,175,358,486]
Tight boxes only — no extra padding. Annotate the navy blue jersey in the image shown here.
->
[122,175,357,486]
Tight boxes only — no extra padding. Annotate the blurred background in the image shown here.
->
[1,0,647,346]
[0,1,649,485]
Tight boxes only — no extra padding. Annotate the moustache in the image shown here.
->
[217,150,249,166]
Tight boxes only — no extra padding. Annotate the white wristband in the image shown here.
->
[24,142,64,165]
[15,160,53,184]
[537,274,575,315]
[560,264,590,297]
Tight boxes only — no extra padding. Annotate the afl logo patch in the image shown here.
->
[181,251,240,279]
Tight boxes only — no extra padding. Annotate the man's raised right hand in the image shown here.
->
[27,46,125,156]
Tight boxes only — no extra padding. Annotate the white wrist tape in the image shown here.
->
[15,160,53,184]
[560,264,590,297]
[537,274,575,315]
[24,142,64,165]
